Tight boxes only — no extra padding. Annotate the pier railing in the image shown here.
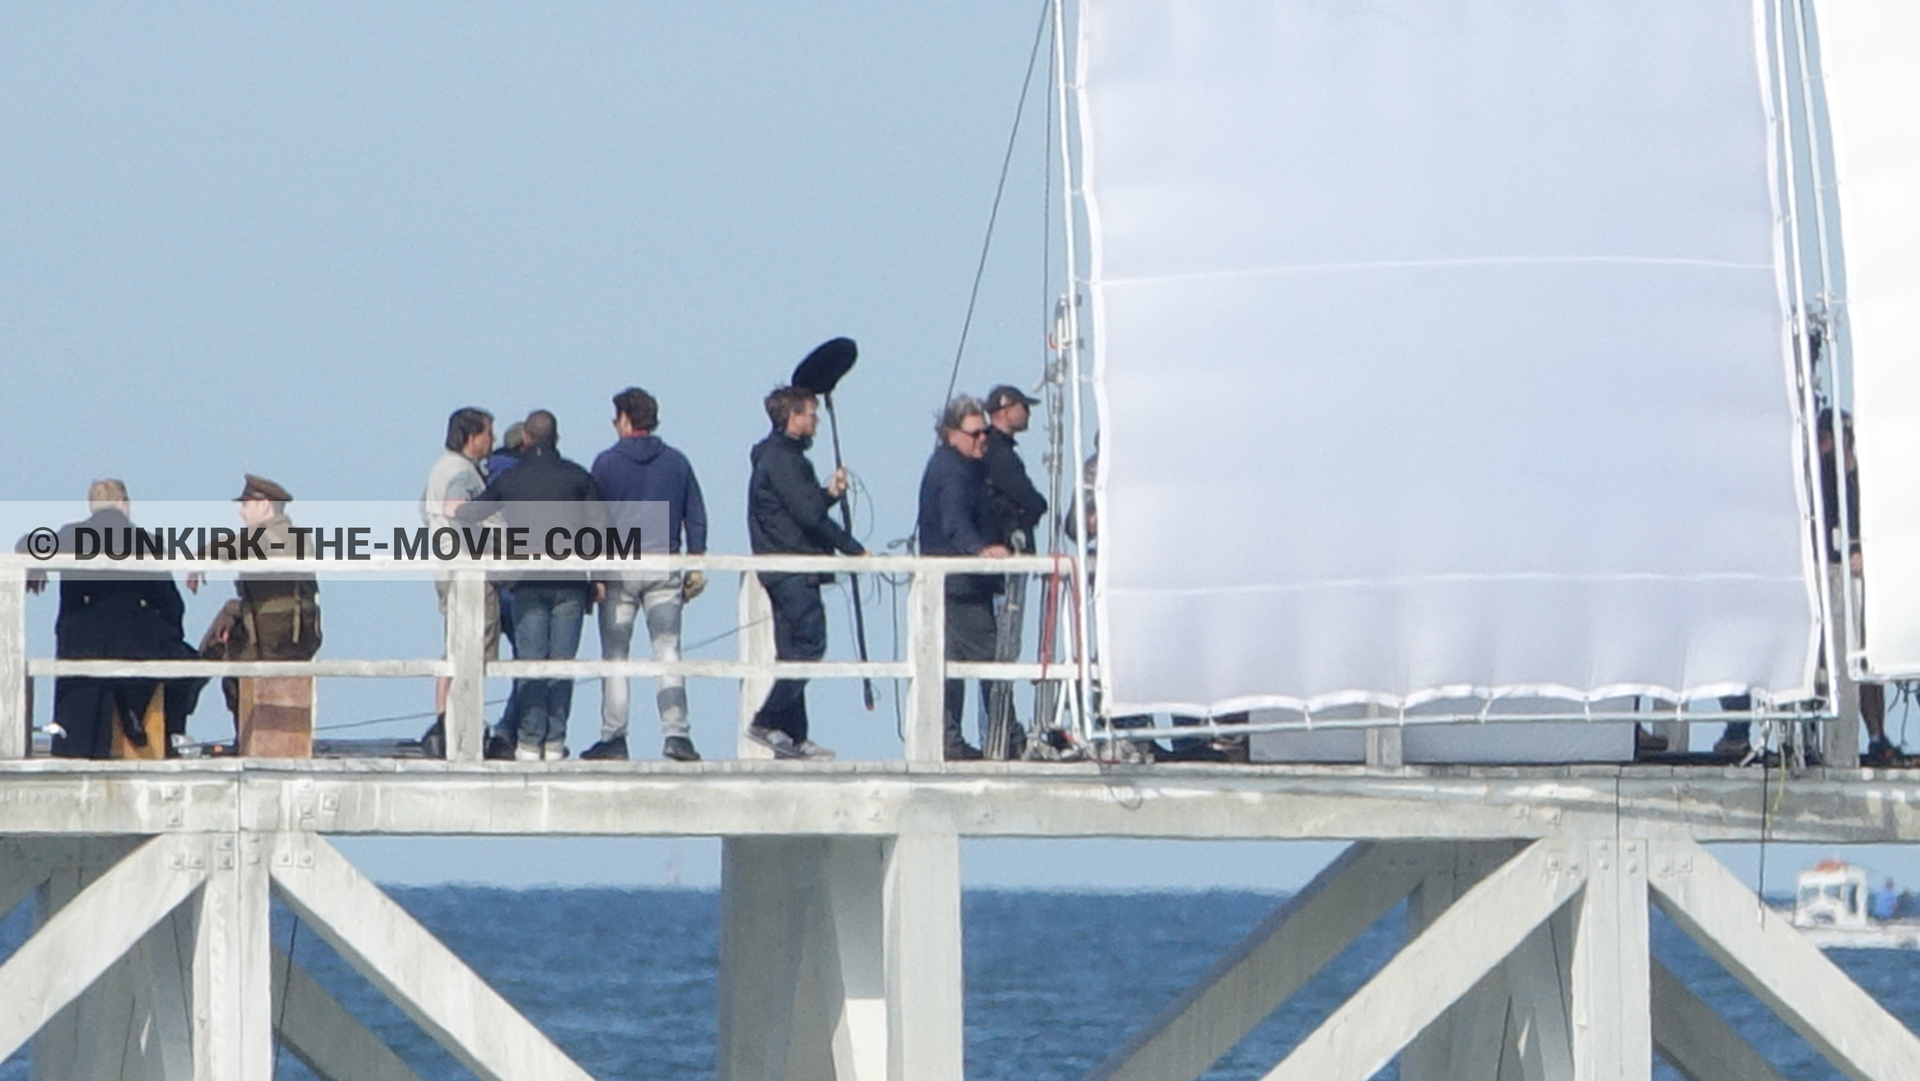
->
[0,553,1080,762]
[0,550,1858,767]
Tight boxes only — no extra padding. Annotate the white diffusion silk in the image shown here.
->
[1815,1,1920,677]
[1080,0,1816,715]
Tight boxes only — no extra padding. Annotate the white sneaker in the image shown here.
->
[543,742,569,761]
[793,740,836,761]
[515,745,543,762]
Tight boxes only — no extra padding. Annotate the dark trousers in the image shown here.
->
[945,586,998,747]
[52,679,156,759]
[496,585,520,743]
[511,584,587,750]
[755,573,826,742]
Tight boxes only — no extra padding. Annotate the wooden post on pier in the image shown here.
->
[738,573,776,759]
[904,569,946,764]
[444,571,486,762]
[0,570,27,761]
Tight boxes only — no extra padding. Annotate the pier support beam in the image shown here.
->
[271,946,424,1081]
[0,838,205,1081]
[720,831,962,1081]
[1649,961,1787,1081]
[1568,839,1650,1080]
[1088,842,1444,1081]
[1502,911,1575,1081]
[1403,841,1529,1081]
[271,833,593,1081]
[719,836,887,1081]
[194,832,272,1081]
[884,831,963,1081]
[1266,839,1585,1081]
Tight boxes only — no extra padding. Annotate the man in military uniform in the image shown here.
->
[201,475,322,721]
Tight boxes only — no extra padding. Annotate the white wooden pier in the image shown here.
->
[1,555,1916,1080]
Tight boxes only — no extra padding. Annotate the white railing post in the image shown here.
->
[737,572,776,759]
[1364,726,1402,769]
[445,571,485,762]
[0,569,26,760]
[905,568,947,763]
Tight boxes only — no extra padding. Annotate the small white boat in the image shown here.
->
[1790,860,1920,951]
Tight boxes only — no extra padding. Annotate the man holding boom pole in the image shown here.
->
[745,385,866,760]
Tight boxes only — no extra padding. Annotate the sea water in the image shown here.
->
[5,888,1918,1079]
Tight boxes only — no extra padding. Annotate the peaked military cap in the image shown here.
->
[235,474,293,503]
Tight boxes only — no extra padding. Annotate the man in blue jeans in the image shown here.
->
[507,582,587,760]
[454,410,606,760]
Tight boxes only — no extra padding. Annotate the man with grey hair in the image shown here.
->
[917,395,1010,760]
[16,480,206,757]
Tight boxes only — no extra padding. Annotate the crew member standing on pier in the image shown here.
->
[202,475,321,724]
[982,384,1047,551]
[981,384,1047,757]
[745,385,864,760]
[919,396,1010,761]
[585,386,709,763]
[454,410,605,762]
[420,406,500,758]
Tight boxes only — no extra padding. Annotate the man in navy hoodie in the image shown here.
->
[583,387,709,762]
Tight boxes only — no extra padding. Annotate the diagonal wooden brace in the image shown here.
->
[272,945,425,1081]
[0,835,207,1061]
[1262,838,1586,1081]
[1089,841,1449,1081]
[270,834,594,1081]
[1649,959,1789,1081]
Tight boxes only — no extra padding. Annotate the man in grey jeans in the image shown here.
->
[584,387,709,762]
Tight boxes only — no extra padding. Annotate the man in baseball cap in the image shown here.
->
[978,384,1047,758]
[980,385,1045,546]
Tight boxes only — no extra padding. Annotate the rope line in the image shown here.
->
[943,0,1054,406]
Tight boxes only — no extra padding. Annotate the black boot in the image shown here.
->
[420,716,446,759]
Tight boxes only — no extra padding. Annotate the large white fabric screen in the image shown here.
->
[1082,0,1816,715]
[1815,0,1920,677]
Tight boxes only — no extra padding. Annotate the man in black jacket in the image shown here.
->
[919,396,1011,760]
[982,385,1048,549]
[980,384,1048,756]
[454,410,607,761]
[18,480,205,758]
[746,385,865,759]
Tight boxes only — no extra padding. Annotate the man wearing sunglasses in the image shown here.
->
[918,395,1011,760]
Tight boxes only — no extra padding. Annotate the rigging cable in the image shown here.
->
[942,0,1055,406]
[272,916,301,1080]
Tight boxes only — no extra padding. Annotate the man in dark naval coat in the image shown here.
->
[17,480,206,758]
